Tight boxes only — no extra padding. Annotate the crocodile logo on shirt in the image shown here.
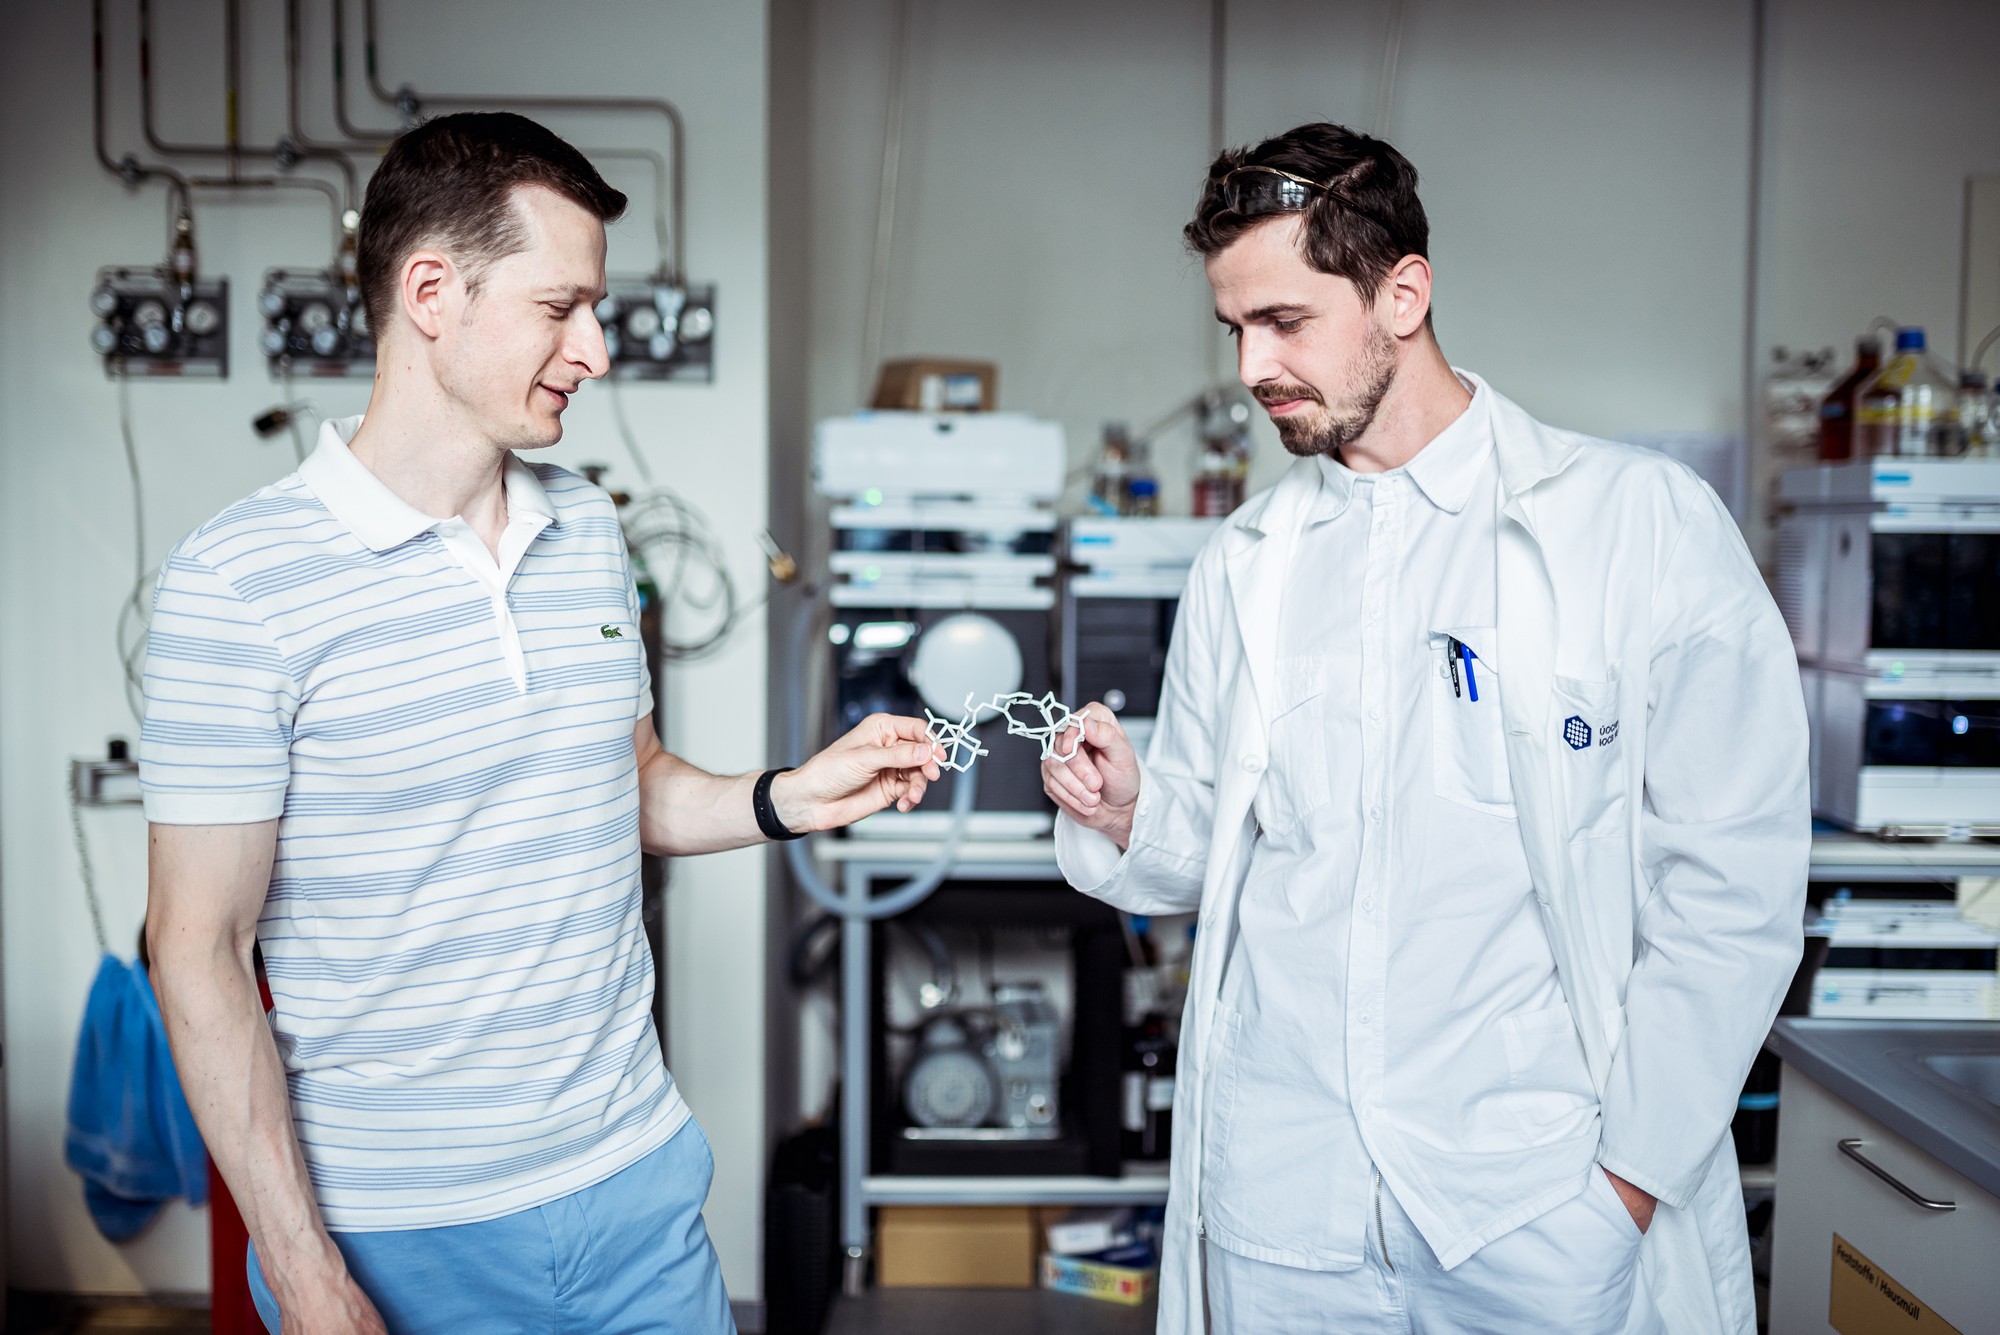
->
[600,624,624,640]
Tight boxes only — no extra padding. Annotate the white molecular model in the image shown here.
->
[925,691,1087,773]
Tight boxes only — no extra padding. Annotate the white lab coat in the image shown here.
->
[1059,381,1809,1334]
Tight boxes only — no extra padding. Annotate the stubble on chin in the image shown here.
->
[1275,324,1399,459]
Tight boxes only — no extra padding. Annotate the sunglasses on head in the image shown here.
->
[1216,164,1332,218]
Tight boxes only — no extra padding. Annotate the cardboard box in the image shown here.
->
[870,358,998,412]
[1044,1207,1135,1256]
[876,1207,1037,1288]
[1039,1251,1158,1306]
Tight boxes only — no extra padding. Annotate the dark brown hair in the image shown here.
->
[1186,122,1429,305]
[357,111,627,337]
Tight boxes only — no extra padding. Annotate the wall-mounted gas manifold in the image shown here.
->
[88,211,228,377]
[596,281,715,382]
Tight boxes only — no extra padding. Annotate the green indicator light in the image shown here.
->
[864,488,884,506]
[863,565,883,582]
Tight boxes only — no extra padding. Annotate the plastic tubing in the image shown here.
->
[782,589,976,921]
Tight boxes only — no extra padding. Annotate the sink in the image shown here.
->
[1924,1052,2000,1111]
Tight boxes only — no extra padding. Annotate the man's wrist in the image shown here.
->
[766,768,813,836]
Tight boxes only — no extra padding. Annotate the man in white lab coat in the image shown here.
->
[1044,122,1808,1334]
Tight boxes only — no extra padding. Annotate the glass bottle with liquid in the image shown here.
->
[1856,328,1954,457]
[1089,423,1132,517]
[1817,336,1881,462]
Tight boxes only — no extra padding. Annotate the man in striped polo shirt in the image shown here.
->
[142,113,941,1334]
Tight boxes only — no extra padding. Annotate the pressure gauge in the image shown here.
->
[346,301,370,340]
[260,325,290,358]
[298,301,334,334]
[183,300,221,337]
[131,298,168,330]
[89,285,120,318]
[678,305,714,344]
[90,323,119,355]
[624,304,662,341]
[310,325,342,358]
[602,326,623,362]
[647,330,676,361]
[141,324,173,355]
[258,285,288,319]
[593,295,621,325]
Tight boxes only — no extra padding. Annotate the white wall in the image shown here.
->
[0,0,773,1302]
[800,0,1999,515]
[804,0,1760,515]
[1760,0,2000,365]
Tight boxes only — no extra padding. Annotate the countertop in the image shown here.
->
[1768,1018,2000,1200]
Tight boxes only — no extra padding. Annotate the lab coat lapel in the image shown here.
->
[1491,392,1618,1090]
[1221,459,1317,731]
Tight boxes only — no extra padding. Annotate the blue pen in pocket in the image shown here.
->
[1447,636,1480,702]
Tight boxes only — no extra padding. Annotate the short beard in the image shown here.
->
[1272,321,1398,459]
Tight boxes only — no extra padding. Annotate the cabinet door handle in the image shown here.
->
[1837,1138,1957,1212]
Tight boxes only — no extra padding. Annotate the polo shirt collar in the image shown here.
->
[1306,370,1490,524]
[299,415,556,553]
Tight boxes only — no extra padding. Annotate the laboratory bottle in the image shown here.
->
[1124,477,1160,518]
[1816,336,1880,461]
[1191,443,1248,517]
[1856,328,1954,457]
[1088,423,1132,517]
[1120,1002,1176,1162]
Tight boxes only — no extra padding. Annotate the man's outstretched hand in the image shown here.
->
[1040,704,1143,850]
[771,714,945,834]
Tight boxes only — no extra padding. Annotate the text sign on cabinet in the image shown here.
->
[1830,1234,1964,1335]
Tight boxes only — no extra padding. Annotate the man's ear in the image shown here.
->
[399,250,453,341]
[1382,253,1433,339]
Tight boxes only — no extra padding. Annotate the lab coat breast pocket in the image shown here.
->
[1251,655,1329,839]
[1429,627,1515,817]
[1552,672,1627,837]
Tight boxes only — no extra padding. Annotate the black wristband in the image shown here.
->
[753,767,806,841]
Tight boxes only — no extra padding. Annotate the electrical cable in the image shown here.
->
[605,377,747,662]
[114,378,156,724]
[68,784,114,958]
[1970,321,2000,375]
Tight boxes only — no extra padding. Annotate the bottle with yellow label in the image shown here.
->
[1855,327,1956,456]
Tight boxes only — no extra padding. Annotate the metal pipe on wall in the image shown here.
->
[351,0,687,281]
[92,0,192,246]
[284,0,378,173]
[130,0,351,251]
[139,0,358,205]
[311,0,672,270]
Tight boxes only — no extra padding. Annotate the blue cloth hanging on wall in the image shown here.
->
[64,954,208,1240]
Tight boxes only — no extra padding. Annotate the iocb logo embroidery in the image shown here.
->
[1562,716,1592,750]
[1598,720,1619,747]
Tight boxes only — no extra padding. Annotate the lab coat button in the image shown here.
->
[1242,756,1264,774]
[1369,706,1383,722]
[1368,806,1382,822]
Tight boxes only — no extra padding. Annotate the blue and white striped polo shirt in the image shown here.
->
[140,415,687,1231]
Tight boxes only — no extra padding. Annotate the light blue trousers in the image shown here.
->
[250,1121,734,1335]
